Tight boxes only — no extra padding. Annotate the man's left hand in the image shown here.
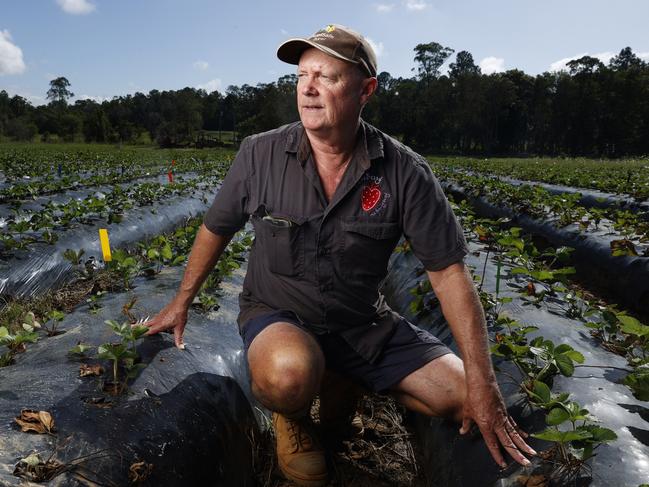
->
[459,380,536,468]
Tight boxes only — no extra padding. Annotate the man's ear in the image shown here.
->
[360,77,378,106]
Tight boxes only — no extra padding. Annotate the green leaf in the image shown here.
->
[147,248,159,259]
[531,380,551,403]
[555,353,575,376]
[580,426,617,443]
[563,350,585,363]
[532,428,592,443]
[618,315,649,337]
[161,243,173,260]
[624,370,649,401]
[69,343,91,355]
[171,255,186,266]
[0,326,8,338]
[130,325,149,340]
[546,407,571,426]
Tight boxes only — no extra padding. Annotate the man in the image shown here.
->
[144,24,535,486]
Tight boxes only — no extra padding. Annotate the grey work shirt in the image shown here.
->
[203,120,468,363]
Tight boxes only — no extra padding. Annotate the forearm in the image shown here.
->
[426,263,495,384]
[174,224,233,307]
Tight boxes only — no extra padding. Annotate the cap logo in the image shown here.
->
[325,25,336,33]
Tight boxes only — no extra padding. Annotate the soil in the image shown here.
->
[254,394,427,487]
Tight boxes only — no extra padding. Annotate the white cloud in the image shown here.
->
[77,94,108,103]
[366,37,385,58]
[193,60,209,71]
[549,51,620,72]
[639,52,649,62]
[375,3,395,13]
[0,30,26,76]
[592,51,615,64]
[549,54,585,72]
[197,78,222,93]
[56,0,96,15]
[479,56,505,74]
[404,0,427,11]
[280,28,289,35]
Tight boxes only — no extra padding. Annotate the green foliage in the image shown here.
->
[623,367,649,401]
[43,310,65,336]
[98,319,149,387]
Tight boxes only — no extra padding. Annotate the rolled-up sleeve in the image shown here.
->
[203,137,252,236]
[402,157,468,271]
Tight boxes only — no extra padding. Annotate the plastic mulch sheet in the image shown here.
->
[442,181,649,316]
[0,261,258,486]
[382,244,649,486]
[0,187,215,299]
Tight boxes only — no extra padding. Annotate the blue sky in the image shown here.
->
[1,0,648,105]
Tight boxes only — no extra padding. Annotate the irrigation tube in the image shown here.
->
[441,181,649,317]
[0,262,259,486]
[0,185,217,299]
[382,245,649,486]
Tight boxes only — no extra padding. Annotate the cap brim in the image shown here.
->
[277,38,359,66]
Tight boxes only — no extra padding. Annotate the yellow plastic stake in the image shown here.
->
[99,228,112,262]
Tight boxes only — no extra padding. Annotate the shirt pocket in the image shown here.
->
[251,211,307,277]
[341,220,401,282]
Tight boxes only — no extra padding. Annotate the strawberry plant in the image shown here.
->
[98,319,148,394]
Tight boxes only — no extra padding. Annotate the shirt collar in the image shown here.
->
[285,119,384,168]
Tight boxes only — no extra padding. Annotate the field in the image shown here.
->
[0,144,648,486]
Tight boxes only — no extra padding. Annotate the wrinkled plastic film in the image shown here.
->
[382,244,649,486]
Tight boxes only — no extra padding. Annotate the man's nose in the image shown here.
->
[299,76,318,95]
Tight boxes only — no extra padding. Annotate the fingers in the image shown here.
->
[506,419,537,456]
[174,325,185,350]
[459,416,473,435]
[481,427,506,468]
[476,415,535,468]
[493,417,535,467]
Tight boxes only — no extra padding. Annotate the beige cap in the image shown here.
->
[277,24,377,77]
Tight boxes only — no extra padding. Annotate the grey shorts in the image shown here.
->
[240,309,453,393]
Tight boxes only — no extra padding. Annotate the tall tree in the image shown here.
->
[609,47,646,71]
[412,42,454,81]
[46,77,74,104]
[449,51,481,79]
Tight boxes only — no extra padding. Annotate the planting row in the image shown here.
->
[0,224,257,485]
[384,224,647,485]
[0,213,252,367]
[430,156,649,201]
[0,143,234,202]
[0,173,226,260]
[430,165,649,253]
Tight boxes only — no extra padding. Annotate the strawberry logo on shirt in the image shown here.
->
[361,183,382,212]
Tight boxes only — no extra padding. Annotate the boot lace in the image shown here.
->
[287,417,314,452]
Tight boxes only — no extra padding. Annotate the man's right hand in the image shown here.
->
[137,225,234,351]
[142,299,189,349]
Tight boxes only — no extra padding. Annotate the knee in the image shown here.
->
[251,350,323,402]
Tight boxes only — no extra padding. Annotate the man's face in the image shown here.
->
[297,48,369,134]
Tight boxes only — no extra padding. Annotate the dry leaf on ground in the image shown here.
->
[79,364,104,377]
[128,461,153,483]
[13,453,66,482]
[15,409,56,434]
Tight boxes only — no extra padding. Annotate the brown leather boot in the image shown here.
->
[272,412,328,486]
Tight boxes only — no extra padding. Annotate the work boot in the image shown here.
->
[272,412,328,487]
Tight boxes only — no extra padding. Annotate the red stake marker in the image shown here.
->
[167,170,173,183]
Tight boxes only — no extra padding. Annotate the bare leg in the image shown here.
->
[247,322,325,416]
[390,353,466,423]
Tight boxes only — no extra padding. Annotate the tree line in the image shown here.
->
[1,44,648,157]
